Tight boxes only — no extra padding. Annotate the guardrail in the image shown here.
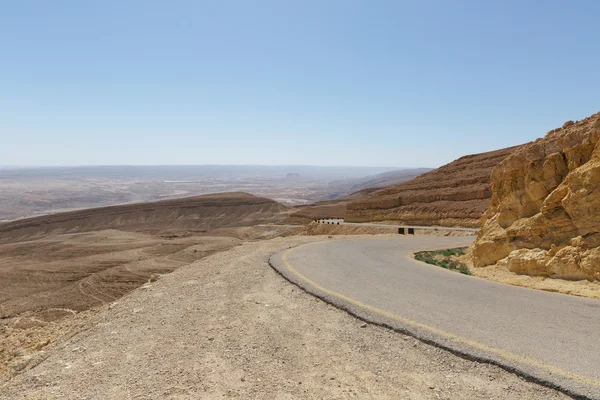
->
[314,218,477,234]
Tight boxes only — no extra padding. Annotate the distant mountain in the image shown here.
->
[289,168,432,221]
[324,168,432,200]
[0,165,431,222]
[0,165,401,221]
[346,168,433,193]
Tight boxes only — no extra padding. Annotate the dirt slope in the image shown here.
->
[472,111,600,280]
[1,236,566,399]
[345,146,522,227]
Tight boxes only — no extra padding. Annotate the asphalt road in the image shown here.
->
[270,236,600,399]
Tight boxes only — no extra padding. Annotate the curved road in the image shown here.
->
[270,236,600,399]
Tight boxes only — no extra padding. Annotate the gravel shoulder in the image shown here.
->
[1,235,567,399]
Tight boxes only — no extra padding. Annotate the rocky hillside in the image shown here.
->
[288,188,379,221]
[345,146,521,227]
[472,112,600,281]
[289,170,435,222]
[344,168,433,193]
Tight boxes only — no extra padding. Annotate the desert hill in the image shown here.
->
[0,192,296,324]
[472,111,600,280]
[0,192,289,244]
[345,146,522,227]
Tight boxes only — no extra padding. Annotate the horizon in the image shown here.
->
[0,164,408,168]
[0,164,421,181]
[2,1,599,167]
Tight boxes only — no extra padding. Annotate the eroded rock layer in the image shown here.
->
[472,112,600,280]
[345,147,520,227]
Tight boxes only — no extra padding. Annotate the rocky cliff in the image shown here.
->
[345,146,520,227]
[472,112,600,280]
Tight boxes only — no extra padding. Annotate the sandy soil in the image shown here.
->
[469,259,600,300]
[0,230,240,318]
[1,236,567,399]
[0,225,302,380]
[405,249,600,300]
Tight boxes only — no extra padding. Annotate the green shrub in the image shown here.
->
[414,247,471,275]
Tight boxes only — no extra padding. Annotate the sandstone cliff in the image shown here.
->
[345,146,520,227]
[472,112,600,281]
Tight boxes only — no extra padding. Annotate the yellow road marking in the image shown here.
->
[280,242,600,388]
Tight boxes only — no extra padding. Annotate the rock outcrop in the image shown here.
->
[472,112,600,280]
[345,147,520,227]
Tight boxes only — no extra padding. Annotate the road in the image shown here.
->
[316,218,479,232]
[270,236,600,399]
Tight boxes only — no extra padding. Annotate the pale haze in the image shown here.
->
[1,0,598,167]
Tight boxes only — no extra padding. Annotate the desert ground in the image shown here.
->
[1,236,567,399]
[0,191,573,399]
[0,192,304,379]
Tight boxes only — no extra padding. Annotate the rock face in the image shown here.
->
[345,147,520,227]
[472,112,600,281]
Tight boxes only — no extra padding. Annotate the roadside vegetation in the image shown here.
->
[414,247,471,275]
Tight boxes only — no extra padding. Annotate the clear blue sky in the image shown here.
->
[1,1,598,168]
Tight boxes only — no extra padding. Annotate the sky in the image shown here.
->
[1,1,599,168]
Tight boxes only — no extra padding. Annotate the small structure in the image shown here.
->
[408,228,415,235]
[398,227,405,235]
